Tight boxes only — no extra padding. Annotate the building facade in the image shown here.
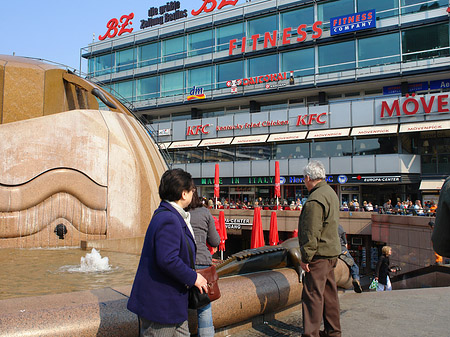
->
[82,0,450,209]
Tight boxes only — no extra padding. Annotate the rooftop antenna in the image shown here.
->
[92,33,95,43]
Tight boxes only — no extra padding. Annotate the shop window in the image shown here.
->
[217,60,244,88]
[188,30,214,57]
[173,149,203,163]
[114,80,134,101]
[248,54,278,77]
[421,154,438,174]
[247,15,278,45]
[95,54,114,76]
[357,0,398,19]
[139,42,160,67]
[312,140,352,157]
[317,0,354,30]
[236,144,271,161]
[187,66,213,91]
[116,48,135,72]
[354,136,398,156]
[402,23,449,61]
[88,58,95,76]
[281,48,314,78]
[401,0,447,15]
[162,36,186,62]
[216,22,244,52]
[318,40,356,74]
[161,71,184,97]
[204,147,235,162]
[280,6,314,35]
[274,142,309,159]
[358,33,400,68]
[136,76,159,101]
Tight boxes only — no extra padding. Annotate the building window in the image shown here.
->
[247,15,278,45]
[318,40,356,73]
[402,23,449,61]
[248,54,278,77]
[162,36,186,62]
[114,80,134,101]
[358,33,400,68]
[161,71,184,97]
[187,66,213,91]
[136,76,159,101]
[188,30,214,57]
[281,6,314,35]
[236,144,271,161]
[139,42,160,67]
[401,0,447,15]
[94,54,114,76]
[171,149,203,164]
[312,139,352,157]
[354,136,398,156]
[216,22,245,52]
[281,48,314,77]
[204,147,235,162]
[116,48,135,72]
[357,0,398,19]
[217,60,244,88]
[273,142,309,159]
[317,0,354,30]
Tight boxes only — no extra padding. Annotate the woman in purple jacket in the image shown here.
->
[128,169,208,336]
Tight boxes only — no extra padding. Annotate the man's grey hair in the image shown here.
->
[303,160,326,180]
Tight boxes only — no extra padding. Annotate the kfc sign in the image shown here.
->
[296,113,327,126]
[380,93,450,118]
[187,124,211,135]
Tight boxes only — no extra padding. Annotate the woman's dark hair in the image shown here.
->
[188,189,204,210]
[159,168,194,201]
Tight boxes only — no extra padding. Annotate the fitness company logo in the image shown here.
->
[330,9,375,36]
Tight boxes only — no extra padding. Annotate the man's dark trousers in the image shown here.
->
[302,258,341,337]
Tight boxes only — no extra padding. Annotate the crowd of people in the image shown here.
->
[206,196,305,211]
[340,198,437,216]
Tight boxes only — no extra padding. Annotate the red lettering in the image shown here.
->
[312,21,323,39]
[99,18,119,40]
[402,95,419,115]
[229,39,237,55]
[317,112,327,124]
[217,0,238,10]
[243,78,249,85]
[308,114,318,125]
[348,16,354,24]
[367,12,373,19]
[264,30,278,48]
[282,27,291,45]
[356,14,361,22]
[200,125,210,134]
[332,19,337,26]
[438,94,450,112]
[191,0,217,16]
[249,77,255,85]
[251,34,259,51]
[118,13,134,36]
[381,100,401,118]
[297,24,307,42]
[241,37,246,53]
[420,96,435,113]
[296,115,308,126]
[361,13,367,21]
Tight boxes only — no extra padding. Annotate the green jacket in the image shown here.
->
[298,180,341,263]
[432,176,450,257]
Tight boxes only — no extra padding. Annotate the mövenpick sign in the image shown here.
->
[380,93,450,118]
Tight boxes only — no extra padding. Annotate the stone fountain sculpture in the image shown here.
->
[0,55,167,249]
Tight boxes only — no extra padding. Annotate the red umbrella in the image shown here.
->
[251,207,265,249]
[269,211,279,246]
[214,164,220,208]
[218,210,227,252]
[274,161,281,198]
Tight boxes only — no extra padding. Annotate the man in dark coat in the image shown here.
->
[432,176,450,257]
[298,161,341,337]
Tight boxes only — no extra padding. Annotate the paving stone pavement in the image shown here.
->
[226,286,450,337]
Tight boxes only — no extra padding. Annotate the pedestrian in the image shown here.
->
[375,245,396,291]
[298,160,341,337]
[127,168,208,337]
[432,176,450,257]
[338,225,362,293]
[188,190,221,337]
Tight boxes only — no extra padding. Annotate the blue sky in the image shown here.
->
[1,0,225,74]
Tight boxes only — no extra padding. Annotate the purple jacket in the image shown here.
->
[127,201,197,324]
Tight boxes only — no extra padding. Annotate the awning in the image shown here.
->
[267,131,307,142]
[351,124,398,136]
[159,142,171,150]
[399,120,450,133]
[419,179,445,190]
[231,134,269,145]
[168,140,201,149]
[307,128,351,139]
[198,137,233,147]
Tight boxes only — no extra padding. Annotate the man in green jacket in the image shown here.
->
[298,161,341,337]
